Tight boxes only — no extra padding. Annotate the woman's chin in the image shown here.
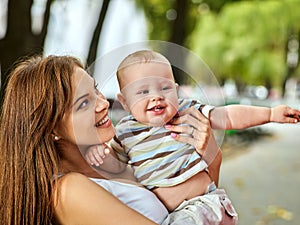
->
[97,126,116,142]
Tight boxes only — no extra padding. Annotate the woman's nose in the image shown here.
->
[95,97,109,113]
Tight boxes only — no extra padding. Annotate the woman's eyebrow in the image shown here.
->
[72,94,89,106]
[72,79,95,106]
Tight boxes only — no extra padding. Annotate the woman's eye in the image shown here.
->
[77,99,89,110]
[94,83,100,94]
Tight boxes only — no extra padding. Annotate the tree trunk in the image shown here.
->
[167,0,196,84]
[168,0,190,46]
[282,29,300,97]
[0,0,53,104]
[86,0,110,75]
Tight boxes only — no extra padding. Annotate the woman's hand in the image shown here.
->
[165,106,222,186]
[165,106,211,155]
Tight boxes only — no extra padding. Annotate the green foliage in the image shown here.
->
[135,0,173,40]
[135,0,200,43]
[190,0,300,89]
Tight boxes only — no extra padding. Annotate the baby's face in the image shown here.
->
[120,62,179,126]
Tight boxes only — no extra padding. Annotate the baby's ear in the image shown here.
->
[175,83,179,92]
[117,93,130,112]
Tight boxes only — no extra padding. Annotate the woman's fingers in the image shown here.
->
[167,107,211,136]
[172,108,211,131]
[166,106,212,154]
[165,123,194,135]
[170,131,208,155]
[177,107,208,123]
[165,124,210,154]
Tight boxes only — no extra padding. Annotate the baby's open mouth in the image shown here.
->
[148,106,165,111]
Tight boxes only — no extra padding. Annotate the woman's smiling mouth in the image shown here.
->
[95,115,110,127]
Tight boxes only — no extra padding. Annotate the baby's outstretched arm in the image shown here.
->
[210,105,300,130]
[85,144,126,173]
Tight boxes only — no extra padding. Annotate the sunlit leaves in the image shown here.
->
[191,0,300,89]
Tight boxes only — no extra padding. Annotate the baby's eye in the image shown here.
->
[137,89,149,95]
[162,86,171,91]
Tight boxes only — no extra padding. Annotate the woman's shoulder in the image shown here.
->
[53,173,160,225]
[55,172,96,199]
[58,172,88,184]
[54,172,88,202]
[53,172,108,224]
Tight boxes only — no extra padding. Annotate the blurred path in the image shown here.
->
[219,123,300,225]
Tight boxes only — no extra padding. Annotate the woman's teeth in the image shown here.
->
[96,116,109,127]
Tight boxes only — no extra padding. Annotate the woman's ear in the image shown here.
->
[175,83,179,92]
[51,133,61,141]
[117,93,130,112]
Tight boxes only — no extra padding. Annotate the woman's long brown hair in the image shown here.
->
[0,55,83,224]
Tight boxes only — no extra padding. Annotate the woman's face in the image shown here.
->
[56,67,115,148]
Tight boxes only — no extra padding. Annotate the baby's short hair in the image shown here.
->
[117,50,171,88]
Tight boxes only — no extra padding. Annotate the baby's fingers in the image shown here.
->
[93,145,110,165]
[282,108,300,123]
[288,109,300,122]
[91,146,111,166]
[284,116,299,123]
[86,150,104,166]
[272,105,300,123]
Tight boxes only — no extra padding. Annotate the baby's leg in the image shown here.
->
[162,188,238,225]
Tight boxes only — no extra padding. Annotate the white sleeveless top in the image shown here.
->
[89,178,168,224]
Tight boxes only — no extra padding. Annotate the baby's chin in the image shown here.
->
[147,117,170,127]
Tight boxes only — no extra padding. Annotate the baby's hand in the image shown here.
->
[85,144,111,167]
[270,105,300,123]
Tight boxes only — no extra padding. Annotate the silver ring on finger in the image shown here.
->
[191,126,195,136]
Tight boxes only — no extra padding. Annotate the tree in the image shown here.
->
[134,0,240,84]
[191,0,300,95]
[0,0,53,103]
[86,0,110,73]
[0,0,110,104]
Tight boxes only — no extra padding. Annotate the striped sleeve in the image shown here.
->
[110,136,129,163]
[178,98,215,119]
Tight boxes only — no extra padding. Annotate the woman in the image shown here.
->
[0,55,218,224]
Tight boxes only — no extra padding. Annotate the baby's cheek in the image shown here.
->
[131,105,145,119]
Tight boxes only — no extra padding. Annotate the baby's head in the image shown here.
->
[117,50,179,126]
